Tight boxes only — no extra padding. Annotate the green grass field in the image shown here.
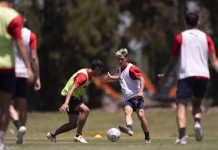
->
[4,108,218,150]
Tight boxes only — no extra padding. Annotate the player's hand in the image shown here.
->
[136,91,144,98]
[104,72,111,80]
[27,68,35,84]
[59,103,69,113]
[34,78,41,91]
[157,73,167,87]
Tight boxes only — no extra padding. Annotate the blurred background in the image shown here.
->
[12,0,218,111]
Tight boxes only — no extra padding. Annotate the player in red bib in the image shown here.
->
[159,12,218,144]
[106,48,151,143]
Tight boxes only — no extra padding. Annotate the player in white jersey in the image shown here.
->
[159,12,218,144]
[9,27,41,144]
[106,48,151,143]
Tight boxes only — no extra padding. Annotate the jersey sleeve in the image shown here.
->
[7,16,24,40]
[206,35,216,53]
[73,73,88,87]
[129,65,142,80]
[171,33,182,57]
[29,32,37,51]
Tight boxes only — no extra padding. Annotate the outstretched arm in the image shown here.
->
[106,72,119,80]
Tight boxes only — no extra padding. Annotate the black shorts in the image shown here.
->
[61,96,83,115]
[13,77,27,99]
[123,96,145,112]
[0,70,15,93]
[176,77,208,100]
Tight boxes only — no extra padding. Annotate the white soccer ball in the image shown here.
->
[107,128,121,142]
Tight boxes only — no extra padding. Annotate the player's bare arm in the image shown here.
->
[209,52,218,72]
[136,76,145,98]
[106,72,119,80]
[59,84,78,113]
[32,51,41,91]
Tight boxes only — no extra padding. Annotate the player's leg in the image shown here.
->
[175,78,192,144]
[176,100,188,142]
[0,71,15,149]
[192,79,208,142]
[47,114,79,142]
[9,104,21,130]
[47,96,82,142]
[0,92,11,143]
[13,78,28,144]
[119,100,134,136]
[74,103,89,143]
[136,107,151,143]
[192,97,203,141]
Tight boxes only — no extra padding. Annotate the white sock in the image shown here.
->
[0,131,5,143]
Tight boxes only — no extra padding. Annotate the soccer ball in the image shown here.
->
[107,128,121,142]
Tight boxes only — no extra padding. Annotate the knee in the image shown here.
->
[124,109,132,116]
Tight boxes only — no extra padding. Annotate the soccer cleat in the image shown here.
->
[16,126,26,144]
[46,132,56,142]
[74,135,88,143]
[175,136,187,145]
[0,143,7,150]
[118,125,134,136]
[145,139,151,143]
[194,123,203,142]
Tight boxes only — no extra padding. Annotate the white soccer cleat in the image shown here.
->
[16,126,26,144]
[74,135,88,143]
[194,123,203,142]
[46,132,56,142]
[145,139,151,144]
[175,136,187,145]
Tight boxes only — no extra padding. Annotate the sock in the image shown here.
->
[179,128,186,139]
[127,125,132,130]
[144,132,150,140]
[0,131,5,143]
[13,120,21,130]
[194,118,201,124]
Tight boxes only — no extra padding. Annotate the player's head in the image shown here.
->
[90,59,104,76]
[185,12,199,27]
[115,48,128,66]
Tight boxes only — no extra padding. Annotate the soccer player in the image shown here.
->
[0,1,34,149]
[106,48,151,143]
[159,12,218,144]
[47,60,104,143]
[9,26,41,144]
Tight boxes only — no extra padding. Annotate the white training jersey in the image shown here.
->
[14,27,32,78]
[179,29,210,79]
[118,63,140,101]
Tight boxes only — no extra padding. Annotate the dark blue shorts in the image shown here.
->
[13,77,27,99]
[176,78,208,100]
[0,70,15,93]
[61,96,83,115]
[123,96,145,111]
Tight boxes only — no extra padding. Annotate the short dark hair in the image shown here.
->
[185,12,199,27]
[90,59,104,70]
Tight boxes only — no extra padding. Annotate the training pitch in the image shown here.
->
[5,108,218,150]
